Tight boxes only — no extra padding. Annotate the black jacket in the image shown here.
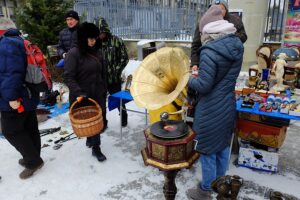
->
[57,26,78,58]
[64,47,107,106]
[190,13,247,67]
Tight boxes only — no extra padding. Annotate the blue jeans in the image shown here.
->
[200,146,230,191]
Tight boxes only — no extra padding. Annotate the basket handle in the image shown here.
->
[69,98,101,114]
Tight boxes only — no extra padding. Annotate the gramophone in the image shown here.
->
[131,47,199,200]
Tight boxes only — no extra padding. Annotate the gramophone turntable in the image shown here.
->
[150,112,189,139]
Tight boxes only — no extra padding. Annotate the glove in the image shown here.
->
[76,96,85,103]
[56,59,65,69]
[9,100,21,110]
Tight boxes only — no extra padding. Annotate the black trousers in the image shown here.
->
[1,111,43,169]
[107,82,128,123]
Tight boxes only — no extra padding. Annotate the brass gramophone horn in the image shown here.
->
[130,47,190,110]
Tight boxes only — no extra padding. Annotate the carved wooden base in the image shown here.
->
[163,170,179,200]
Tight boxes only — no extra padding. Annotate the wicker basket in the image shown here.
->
[69,98,103,137]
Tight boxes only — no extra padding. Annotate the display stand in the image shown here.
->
[108,90,148,140]
[236,100,300,120]
[235,99,300,172]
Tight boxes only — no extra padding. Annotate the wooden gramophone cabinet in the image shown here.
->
[141,126,199,200]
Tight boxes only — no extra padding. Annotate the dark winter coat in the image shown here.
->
[188,34,244,155]
[0,29,39,111]
[190,13,247,66]
[64,47,107,107]
[57,26,78,58]
[96,18,129,85]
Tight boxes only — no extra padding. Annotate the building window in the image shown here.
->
[0,6,4,17]
[264,0,286,43]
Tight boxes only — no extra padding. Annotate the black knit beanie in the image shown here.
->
[65,10,80,21]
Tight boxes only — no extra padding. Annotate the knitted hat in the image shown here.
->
[211,0,228,10]
[199,5,223,33]
[65,10,79,21]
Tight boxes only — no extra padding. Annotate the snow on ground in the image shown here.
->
[1,99,300,200]
[0,60,300,199]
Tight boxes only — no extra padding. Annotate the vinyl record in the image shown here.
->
[150,120,189,139]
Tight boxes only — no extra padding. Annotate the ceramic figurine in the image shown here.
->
[272,53,287,92]
[262,95,275,112]
[248,68,259,88]
[289,97,300,116]
[280,97,291,114]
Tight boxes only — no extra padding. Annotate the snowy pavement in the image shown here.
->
[0,101,300,200]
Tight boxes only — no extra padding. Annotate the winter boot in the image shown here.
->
[186,187,212,200]
[85,140,92,148]
[92,146,107,162]
[19,161,44,179]
[269,191,283,200]
[18,159,26,167]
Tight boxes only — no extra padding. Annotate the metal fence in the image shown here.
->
[264,0,287,43]
[74,0,211,41]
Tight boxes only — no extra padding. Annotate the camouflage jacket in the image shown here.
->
[97,17,129,85]
[100,34,129,85]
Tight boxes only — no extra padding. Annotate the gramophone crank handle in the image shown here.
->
[168,109,184,115]
[160,110,184,121]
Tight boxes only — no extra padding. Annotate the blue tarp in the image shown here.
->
[38,102,69,118]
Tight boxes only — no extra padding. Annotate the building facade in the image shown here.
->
[0,0,18,20]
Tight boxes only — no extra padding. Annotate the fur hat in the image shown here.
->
[199,5,223,33]
[65,10,79,21]
[211,0,228,10]
[77,22,99,40]
[77,22,100,53]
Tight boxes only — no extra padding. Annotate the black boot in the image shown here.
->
[86,140,92,148]
[92,146,106,162]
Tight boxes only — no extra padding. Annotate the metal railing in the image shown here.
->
[264,0,286,43]
[74,0,211,41]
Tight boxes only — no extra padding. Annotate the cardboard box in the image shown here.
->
[236,118,288,148]
[238,141,279,172]
[242,87,255,95]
